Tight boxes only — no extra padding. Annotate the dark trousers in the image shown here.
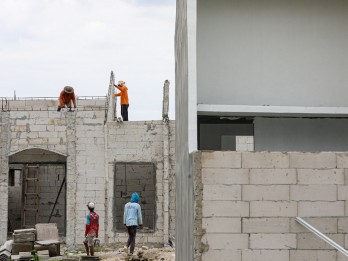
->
[126,226,137,253]
[121,104,129,121]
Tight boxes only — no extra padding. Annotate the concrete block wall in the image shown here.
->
[168,121,176,239]
[105,120,176,245]
[6,98,106,111]
[74,110,106,245]
[0,112,10,243]
[194,151,348,261]
[0,102,176,246]
[9,110,69,156]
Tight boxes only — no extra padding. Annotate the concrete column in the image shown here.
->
[104,124,113,243]
[162,80,170,121]
[106,71,116,122]
[0,112,10,244]
[65,112,77,247]
[163,90,170,244]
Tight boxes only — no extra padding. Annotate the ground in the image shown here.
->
[64,244,175,261]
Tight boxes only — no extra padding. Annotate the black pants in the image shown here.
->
[126,226,137,253]
[121,104,129,121]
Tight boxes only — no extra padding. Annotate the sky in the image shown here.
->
[0,0,176,120]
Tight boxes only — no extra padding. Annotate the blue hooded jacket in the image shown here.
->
[124,192,143,226]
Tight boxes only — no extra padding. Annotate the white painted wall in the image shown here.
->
[197,0,348,107]
[254,118,348,151]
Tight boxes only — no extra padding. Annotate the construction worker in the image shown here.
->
[114,81,129,121]
[84,202,99,256]
[123,192,143,256]
[57,86,76,111]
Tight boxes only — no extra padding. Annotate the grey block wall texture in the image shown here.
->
[195,151,348,261]
[0,99,176,247]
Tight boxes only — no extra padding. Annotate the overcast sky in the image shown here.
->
[0,0,176,120]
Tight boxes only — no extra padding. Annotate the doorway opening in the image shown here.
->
[8,149,66,236]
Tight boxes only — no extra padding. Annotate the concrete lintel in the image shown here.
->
[198,104,348,117]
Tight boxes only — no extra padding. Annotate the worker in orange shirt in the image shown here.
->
[114,81,129,121]
[57,86,76,111]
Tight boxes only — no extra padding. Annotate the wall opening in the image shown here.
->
[8,149,67,236]
[198,116,254,150]
[114,163,156,232]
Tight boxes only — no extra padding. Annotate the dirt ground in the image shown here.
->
[65,245,175,261]
[97,248,175,261]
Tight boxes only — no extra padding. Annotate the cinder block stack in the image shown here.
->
[18,252,32,261]
[0,240,12,261]
[11,228,36,255]
[37,250,50,261]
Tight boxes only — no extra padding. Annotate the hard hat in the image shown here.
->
[118,81,125,86]
[87,202,95,209]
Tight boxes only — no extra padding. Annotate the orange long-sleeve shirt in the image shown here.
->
[59,90,76,107]
[115,85,129,104]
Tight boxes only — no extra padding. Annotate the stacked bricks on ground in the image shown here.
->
[0,95,176,247]
[194,151,348,261]
[0,240,12,261]
[12,228,36,255]
[34,223,60,257]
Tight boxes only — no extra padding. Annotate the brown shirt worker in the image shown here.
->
[57,86,76,111]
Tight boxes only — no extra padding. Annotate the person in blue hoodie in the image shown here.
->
[123,192,143,255]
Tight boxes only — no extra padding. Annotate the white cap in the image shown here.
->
[87,202,95,209]
[118,80,125,85]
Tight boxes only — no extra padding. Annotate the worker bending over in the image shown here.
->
[57,86,76,111]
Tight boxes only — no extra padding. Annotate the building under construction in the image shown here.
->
[0,72,175,248]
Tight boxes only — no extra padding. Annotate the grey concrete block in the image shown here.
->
[338,185,348,200]
[243,218,290,233]
[250,234,296,249]
[202,168,249,185]
[298,201,345,217]
[250,201,297,217]
[243,185,289,201]
[202,217,241,233]
[290,152,336,169]
[203,185,241,200]
[203,200,249,217]
[297,169,344,184]
[202,250,241,261]
[202,233,248,250]
[242,152,289,169]
[337,153,348,168]
[11,242,34,255]
[290,185,337,201]
[290,217,338,233]
[250,169,296,184]
[297,233,344,249]
[338,217,348,233]
[242,250,289,261]
[290,250,336,261]
[337,251,348,261]
[202,151,242,168]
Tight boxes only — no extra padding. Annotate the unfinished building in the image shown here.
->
[0,73,175,248]
[175,0,348,260]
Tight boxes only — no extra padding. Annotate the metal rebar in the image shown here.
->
[295,217,348,257]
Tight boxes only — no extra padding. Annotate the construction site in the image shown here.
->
[0,72,175,261]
